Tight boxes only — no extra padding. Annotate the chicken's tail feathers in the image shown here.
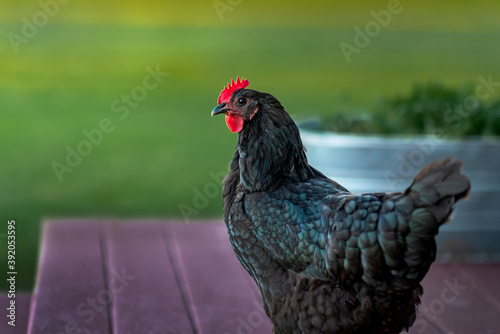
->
[392,157,470,289]
[406,156,470,219]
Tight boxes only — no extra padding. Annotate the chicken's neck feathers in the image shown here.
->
[232,103,317,193]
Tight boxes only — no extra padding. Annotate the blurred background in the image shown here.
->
[1,0,499,292]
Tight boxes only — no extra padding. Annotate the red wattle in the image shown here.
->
[225,114,243,133]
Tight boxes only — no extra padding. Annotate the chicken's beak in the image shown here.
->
[211,103,228,117]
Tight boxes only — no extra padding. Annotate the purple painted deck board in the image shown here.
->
[452,263,500,312]
[0,293,31,334]
[412,264,500,334]
[165,222,273,334]
[104,221,194,334]
[28,221,110,334]
[27,220,500,334]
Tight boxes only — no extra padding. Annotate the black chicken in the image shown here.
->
[211,77,470,334]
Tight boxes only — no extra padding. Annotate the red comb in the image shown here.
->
[218,77,249,104]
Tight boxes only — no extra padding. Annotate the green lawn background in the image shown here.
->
[1,0,499,291]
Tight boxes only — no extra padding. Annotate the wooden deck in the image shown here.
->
[3,220,500,333]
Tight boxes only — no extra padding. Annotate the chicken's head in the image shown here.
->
[211,77,259,133]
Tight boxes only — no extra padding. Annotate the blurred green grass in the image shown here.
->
[1,0,500,292]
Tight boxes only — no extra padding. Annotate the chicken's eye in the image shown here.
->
[237,98,247,105]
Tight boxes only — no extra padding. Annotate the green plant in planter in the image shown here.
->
[485,100,500,136]
[322,81,500,137]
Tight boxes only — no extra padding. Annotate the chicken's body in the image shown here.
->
[212,79,470,333]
